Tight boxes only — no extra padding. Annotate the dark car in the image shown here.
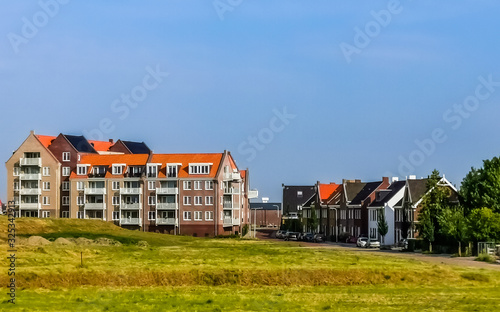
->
[276,230,286,239]
[346,236,358,244]
[303,233,315,242]
[284,231,299,241]
[313,234,326,243]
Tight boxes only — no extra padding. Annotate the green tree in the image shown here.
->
[438,206,468,256]
[461,157,500,214]
[467,208,500,242]
[419,209,435,252]
[307,205,319,233]
[377,209,389,244]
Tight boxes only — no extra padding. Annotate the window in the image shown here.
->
[78,155,80,161]
[194,181,202,190]
[147,165,158,178]
[62,152,70,162]
[62,211,69,218]
[43,167,50,176]
[205,211,214,221]
[205,196,214,205]
[148,181,155,191]
[355,210,361,220]
[13,167,20,176]
[183,211,192,220]
[194,211,202,221]
[183,181,192,190]
[77,196,84,206]
[42,211,50,218]
[297,191,303,198]
[43,196,50,205]
[194,196,202,205]
[77,211,84,219]
[42,182,50,191]
[13,182,19,191]
[77,181,84,191]
[183,196,191,205]
[112,211,119,221]
[167,165,177,178]
[77,165,87,175]
[112,181,120,191]
[148,196,156,206]
[205,181,214,190]
[112,165,123,175]
[189,164,211,175]
[62,167,70,176]
[148,211,156,220]
[112,196,120,206]
[62,196,69,206]
[62,181,70,191]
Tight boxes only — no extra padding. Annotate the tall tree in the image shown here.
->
[467,208,500,242]
[419,208,435,252]
[377,209,389,244]
[461,157,500,214]
[438,206,468,256]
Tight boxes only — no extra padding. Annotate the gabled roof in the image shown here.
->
[36,135,56,148]
[407,178,429,204]
[151,153,224,178]
[344,181,367,203]
[71,154,149,179]
[370,180,406,207]
[121,140,151,154]
[63,135,97,153]
[319,183,340,201]
[349,181,382,205]
[89,140,114,152]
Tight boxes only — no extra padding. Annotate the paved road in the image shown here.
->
[256,230,500,271]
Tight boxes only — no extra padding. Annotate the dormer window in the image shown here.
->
[77,165,89,176]
[147,164,159,178]
[189,163,211,175]
[167,164,178,178]
[112,164,124,175]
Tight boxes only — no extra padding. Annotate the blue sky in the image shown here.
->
[1,0,500,203]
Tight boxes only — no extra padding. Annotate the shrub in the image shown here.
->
[475,253,497,264]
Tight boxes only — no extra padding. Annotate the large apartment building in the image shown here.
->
[6,131,255,236]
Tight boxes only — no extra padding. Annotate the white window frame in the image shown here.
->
[147,164,158,178]
[194,211,202,221]
[205,196,213,205]
[62,181,70,191]
[62,167,70,176]
[167,165,178,178]
[148,196,156,206]
[148,211,156,221]
[62,211,69,218]
[42,211,50,218]
[112,165,123,175]
[183,196,191,205]
[77,181,84,191]
[13,182,19,191]
[43,167,50,176]
[205,211,214,221]
[13,167,20,176]
[112,211,119,221]
[77,211,84,219]
[77,165,88,176]
[194,196,203,206]
[43,182,50,191]
[183,211,192,221]
[205,181,214,190]
[189,164,211,175]
[42,196,50,205]
[77,196,84,206]
[62,152,70,162]
[112,196,120,206]
[194,181,202,190]
[112,181,120,191]
[62,196,69,206]
[148,181,155,191]
[183,181,192,190]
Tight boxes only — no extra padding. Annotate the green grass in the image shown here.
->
[2,216,500,311]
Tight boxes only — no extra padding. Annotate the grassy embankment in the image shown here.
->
[1,216,500,311]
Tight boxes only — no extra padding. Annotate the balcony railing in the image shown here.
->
[223,217,234,226]
[223,202,234,209]
[20,188,42,195]
[156,187,179,195]
[157,202,178,209]
[85,188,107,195]
[19,203,41,210]
[20,158,42,166]
[20,173,42,180]
[224,187,240,195]
[121,217,141,225]
[121,203,141,209]
[120,188,142,194]
[224,172,241,181]
[156,218,177,225]
[85,203,106,210]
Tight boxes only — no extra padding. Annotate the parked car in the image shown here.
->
[303,233,315,242]
[276,230,286,239]
[313,234,326,243]
[284,231,299,241]
[346,236,358,244]
[356,237,368,247]
[366,240,380,248]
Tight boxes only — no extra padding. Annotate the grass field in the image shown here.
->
[2,216,500,311]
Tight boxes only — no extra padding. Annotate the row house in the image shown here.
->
[301,183,341,236]
[6,131,254,237]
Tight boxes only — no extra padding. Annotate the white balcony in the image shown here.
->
[20,173,42,180]
[19,203,41,210]
[156,218,178,225]
[120,188,142,195]
[224,172,241,181]
[85,188,107,195]
[20,158,42,167]
[224,187,240,195]
[157,202,178,209]
[156,187,179,195]
[20,188,42,195]
[85,203,106,210]
[121,217,142,225]
[223,202,235,209]
[248,189,259,199]
[121,203,142,209]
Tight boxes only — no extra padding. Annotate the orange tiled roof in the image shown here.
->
[36,135,57,148]
[151,153,223,178]
[319,183,340,202]
[88,140,114,152]
[71,154,150,179]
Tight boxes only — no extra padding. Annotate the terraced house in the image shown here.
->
[6,131,255,236]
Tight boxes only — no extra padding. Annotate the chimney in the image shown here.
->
[30,130,35,135]
[355,179,361,183]
[109,139,114,144]
[382,177,389,184]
